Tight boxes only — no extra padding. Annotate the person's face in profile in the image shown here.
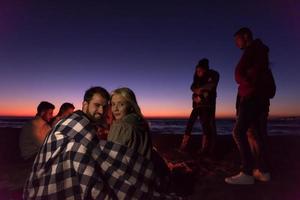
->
[62,108,74,118]
[41,109,54,123]
[83,93,108,122]
[235,34,247,49]
[111,94,131,120]
[196,67,206,77]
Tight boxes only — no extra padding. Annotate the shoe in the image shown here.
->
[225,172,254,185]
[253,169,271,182]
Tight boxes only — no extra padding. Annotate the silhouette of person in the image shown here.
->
[24,87,180,199]
[180,58,219,155]
[225,27,275,185]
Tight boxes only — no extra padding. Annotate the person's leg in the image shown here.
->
[210,106,217,154]
[199,107,216,155]
[185,108,200,135]
[247,112,270,168]
[226,97,264,184]
[225,99,257,184]
[256,111,270,173]
[232,99,256,175]
[247,121,259,167]
[180,108,199,150]
[247,111,270,182]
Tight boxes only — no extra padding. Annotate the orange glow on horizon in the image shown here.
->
[1,108,295,119]
[0,100,299,118]
[0,105,235,118]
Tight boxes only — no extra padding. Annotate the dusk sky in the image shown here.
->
[0,0,299,117]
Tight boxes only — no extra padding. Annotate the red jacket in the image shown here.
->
[235,39,269,98]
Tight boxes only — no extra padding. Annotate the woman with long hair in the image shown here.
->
[107,87,152,159]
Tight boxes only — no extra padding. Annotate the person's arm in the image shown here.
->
[190,82,199,92]
[190,77,203,94]
[198,71,219,92]
[32,121,51,145]
[107,122,134,147]
[235,48,255,86]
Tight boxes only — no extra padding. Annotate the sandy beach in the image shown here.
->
[0,127,300,200]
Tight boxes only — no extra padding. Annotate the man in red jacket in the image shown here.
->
[225,27,274,185]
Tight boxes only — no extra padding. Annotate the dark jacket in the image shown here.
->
[235,39,270,98]
[108,113,152,160]
[191,69,219,108]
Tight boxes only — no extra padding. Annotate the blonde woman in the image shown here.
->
[108,87,152,160]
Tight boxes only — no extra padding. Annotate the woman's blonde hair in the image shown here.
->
[110,87,143,118]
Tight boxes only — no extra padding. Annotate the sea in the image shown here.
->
[0,116,299,136]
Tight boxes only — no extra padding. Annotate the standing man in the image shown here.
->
[180,58,219,155]
[19,101,55,161]
[225,27,275,184]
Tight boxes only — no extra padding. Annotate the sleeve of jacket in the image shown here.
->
[200,70,219,91]
[190,76,199,91]
[235,48,257,86]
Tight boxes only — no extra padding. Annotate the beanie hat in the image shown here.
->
[196,58,209,70]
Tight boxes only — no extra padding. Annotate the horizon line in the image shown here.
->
[1,114,299,119]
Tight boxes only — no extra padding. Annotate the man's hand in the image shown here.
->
[193,95,201,104]
[193,88,204,95]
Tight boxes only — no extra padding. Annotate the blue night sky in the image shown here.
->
[0,0,299,117]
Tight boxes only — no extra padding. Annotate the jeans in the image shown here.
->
[184,106,216,153]
[233,97,269,175]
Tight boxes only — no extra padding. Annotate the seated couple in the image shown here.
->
[23,87,179,200]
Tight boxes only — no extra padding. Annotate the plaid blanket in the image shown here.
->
[23,111,180,200]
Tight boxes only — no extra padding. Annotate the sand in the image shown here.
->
[1,127,300,200]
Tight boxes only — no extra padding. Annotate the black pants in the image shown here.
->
[233,97,269,175]
[184,106,216,153]
[247,112,269,172]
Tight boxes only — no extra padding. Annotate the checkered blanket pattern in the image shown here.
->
[23,111,180,200]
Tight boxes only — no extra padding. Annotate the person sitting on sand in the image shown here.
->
[24,87,179,199]
[19,101,55,161]
[107,87,152,160]
[180,58,219,155]
[108,87,181,193]
[50,102,75,126]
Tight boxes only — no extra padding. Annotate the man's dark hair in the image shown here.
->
[37,101,55,115]
[57,102,75,116]
[84,87,110,103]
[196,58,209,71]
[234,27,253,39]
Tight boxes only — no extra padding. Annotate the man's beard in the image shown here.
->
[86,111,104,125]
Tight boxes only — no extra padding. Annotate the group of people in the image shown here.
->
[22,87,179,199]
[19,102,75,161]
[20,27,276,199]
[179,27,276,185]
